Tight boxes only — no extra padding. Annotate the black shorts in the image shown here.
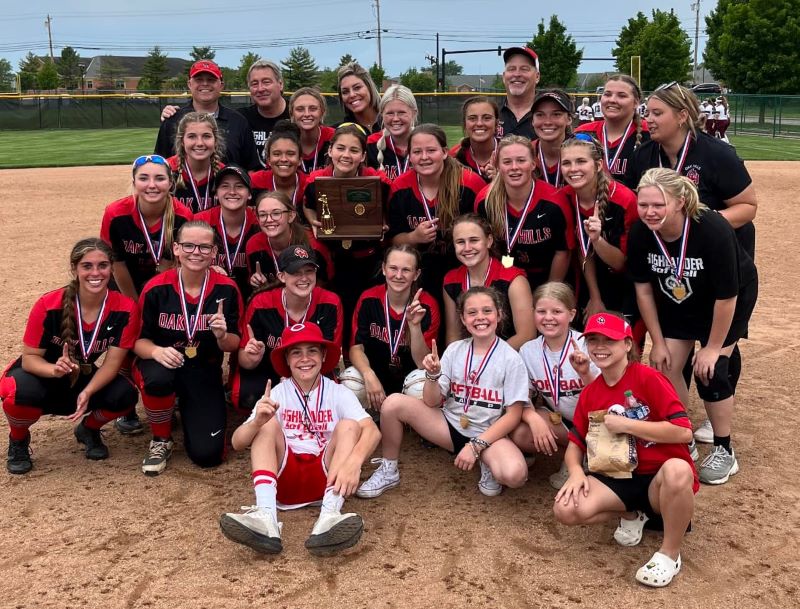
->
[444,415,471,455]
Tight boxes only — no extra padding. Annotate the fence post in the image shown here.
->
[38,95,42,129]
[100,96,104,129]
[773,97,777,138]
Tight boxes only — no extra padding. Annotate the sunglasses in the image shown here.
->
[338,122,368,136]
[654,81,687,101]
[132,154,168,168]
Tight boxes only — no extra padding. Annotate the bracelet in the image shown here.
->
[469,443,481,460]
[470,437,491,452]
[425,371,441,381]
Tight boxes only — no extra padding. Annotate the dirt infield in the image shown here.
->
[0,163,798,609]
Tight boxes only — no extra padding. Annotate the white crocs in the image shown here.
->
[635,551,682,587]
[613,510,649,546]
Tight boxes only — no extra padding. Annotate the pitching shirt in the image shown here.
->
[437,337,529,437]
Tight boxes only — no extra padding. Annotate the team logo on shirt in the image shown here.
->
[660,275,693,303]
[685,164,701,185]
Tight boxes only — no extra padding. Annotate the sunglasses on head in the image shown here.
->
[132,154,169,169]
[573,133,595,143]
[654,81,687,101]
[338,122,368,136]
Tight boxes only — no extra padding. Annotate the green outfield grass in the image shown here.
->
[0,128,798,169]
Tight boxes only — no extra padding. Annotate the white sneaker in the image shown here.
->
[219,506,283,554]
[693,419,714,444]
[141,438,173,476]
[478,461,502,496]
[356,458,400,498]
[699,445,739,485]
[305,511,364,556]
[548,460,570,490]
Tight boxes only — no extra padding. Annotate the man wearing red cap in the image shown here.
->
[154,60,261,170]
[500,46,541,140]
[219,322,380,556]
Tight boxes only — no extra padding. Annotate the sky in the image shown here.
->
[0,0,715,77]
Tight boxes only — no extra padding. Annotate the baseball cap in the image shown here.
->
[533,89,573,114]
[581,313,633,341]
[190,60,222,80]
[270,322,340,378]
[215,164,251,191]
[503,46,540,71]
[277,244,319,274]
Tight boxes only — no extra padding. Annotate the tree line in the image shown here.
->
[1,3,798,95]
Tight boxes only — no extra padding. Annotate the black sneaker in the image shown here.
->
[7,435,32,474]
[74,420,109,460]
[114,411,144,435]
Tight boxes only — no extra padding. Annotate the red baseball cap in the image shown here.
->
[190,60,222,80]
[270,322,341,378]
[581,313,633,341]
[503,46,540,71]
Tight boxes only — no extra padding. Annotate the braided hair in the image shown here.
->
[560,134,611,230]
[604,75,644,150]
[173,112,225,191]
[61,238,114,358]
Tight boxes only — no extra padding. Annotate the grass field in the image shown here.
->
[0,128,799,169]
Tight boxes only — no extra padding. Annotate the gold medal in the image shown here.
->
[341,240,352,250]
[501,255,514,268]
[548,411,562,426]
[460,415,470,429]
[672,283,687,300]
[185,345,197,358]
[80,363,93,376]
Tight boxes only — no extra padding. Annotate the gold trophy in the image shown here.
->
[319,194,336,235]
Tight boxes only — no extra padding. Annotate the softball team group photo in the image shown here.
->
[1,46,762,593]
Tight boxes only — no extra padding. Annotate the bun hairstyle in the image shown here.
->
[266,119,302,158]
[61,238,114,359]
[376,84,418,171]
[604,74,645,149]
[174,112,225,190]
[637,167,707,220]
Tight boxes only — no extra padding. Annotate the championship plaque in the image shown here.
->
[315,177,384,241]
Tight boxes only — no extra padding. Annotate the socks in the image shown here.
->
[141,394,175,439]
[2,398,41,441]
[384,458,398,471]
[252,470,278,517]
[321,485,345,514]
[713,435,732,454]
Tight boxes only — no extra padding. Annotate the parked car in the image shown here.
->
[692,83,723,95]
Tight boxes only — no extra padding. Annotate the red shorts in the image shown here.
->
[276,446,328,509]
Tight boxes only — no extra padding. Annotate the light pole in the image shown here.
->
[78,62,86,94]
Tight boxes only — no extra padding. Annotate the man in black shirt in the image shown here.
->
[154,60,261,170]
[499,47,540,140]
[238,60,291,167]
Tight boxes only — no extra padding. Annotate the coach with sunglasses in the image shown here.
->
[154,60,261,171]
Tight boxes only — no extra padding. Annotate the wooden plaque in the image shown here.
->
[315,177,384,240]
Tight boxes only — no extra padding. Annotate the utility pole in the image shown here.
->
[691,0,701,82]
[44,14,54,60]
[374,0,383,68]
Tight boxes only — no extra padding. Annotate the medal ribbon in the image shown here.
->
[388,136,409,176]
[184,163,212,211]
[290,375,325,446]
[219,212,248,274]
[602,119,634,173]
[273,173,300,208]
[74,291,109,363]
[469,138,498,179]
[651,215,691,283]
[383,289,410,362]
[659,131,692,173]
[574,195,596,259]
[505,184,536,255]
[177,269,210,345]
[416,175,436,222]
[301,127,322,174]
[541,334,572,411]
[537,143,561,187]
[463,258,493,291]
[136,205,166,265]
[282,288,312,328]
[461,336,500,415]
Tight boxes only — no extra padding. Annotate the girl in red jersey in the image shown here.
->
[476,135,574,292]
[367,84,418,181]
[1,239,140,473]
[531,89,574,188]
[554,312,698,588]
[559,134,639,323]
[100,154,194,300]
[234,245,343,413]
[303,123,392,344]
[449,96,500,184]
[575,75,649,189]
[134,221,243,476]
[349,245,439,409]
[357,286,529,499]
[289,87,335,175]
[247,190,334,289]
[512,282,598,489]
[249,122,309,207]
[168,112,225,213]
[336,61,382,134]
[195,165,261,300]
[387,124,486,305]
[443,214,534,349]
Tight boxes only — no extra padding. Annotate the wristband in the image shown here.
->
[470,437,491,453]
[425,371,441,381]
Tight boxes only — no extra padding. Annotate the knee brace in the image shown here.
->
[695,355,734,402]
